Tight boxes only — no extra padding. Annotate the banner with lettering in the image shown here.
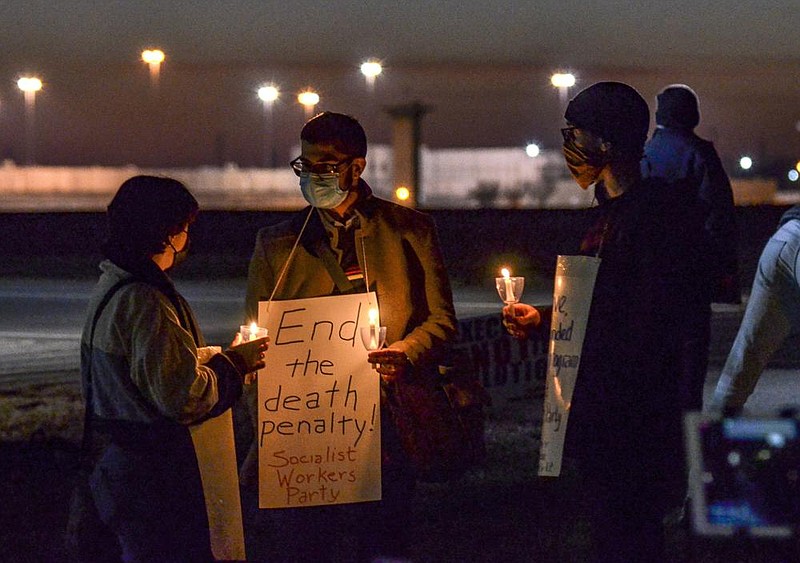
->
[538,255,600,477]
[453,315,550,409]
[257,293,382,508]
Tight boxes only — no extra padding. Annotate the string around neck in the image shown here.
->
[265,206,315,317]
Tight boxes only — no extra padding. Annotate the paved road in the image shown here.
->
[0,277,519,385]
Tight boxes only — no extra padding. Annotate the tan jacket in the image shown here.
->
[245,190,457,365]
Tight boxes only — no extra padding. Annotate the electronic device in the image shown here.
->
[684,412,800,538]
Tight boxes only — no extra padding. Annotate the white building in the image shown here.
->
[7,146,781,211]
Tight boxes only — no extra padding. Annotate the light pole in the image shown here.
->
[258,84,279,167]
[141,49,165,90]
[298,90,320,120]
[17,76,42,165]
[360,59,383,93]
[550,72,576,105]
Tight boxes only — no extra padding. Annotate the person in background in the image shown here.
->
[81,175,267,562]
[239,111,457,562]
[710,205,800,414]
[504,82,706,562]
[642,83,740,414]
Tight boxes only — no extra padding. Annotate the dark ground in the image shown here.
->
[1,381,798,562]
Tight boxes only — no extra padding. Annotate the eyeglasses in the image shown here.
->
[561,127,578,143]
[290,156,353,178]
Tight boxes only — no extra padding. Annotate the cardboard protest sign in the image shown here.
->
[190,409,245,560]
[257,293,382,508]
[538,255,600,477]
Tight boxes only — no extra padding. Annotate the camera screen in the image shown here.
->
[685,414,800,537]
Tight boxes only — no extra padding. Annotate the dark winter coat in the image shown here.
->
[642,126,739,302]
[567,178,708,462]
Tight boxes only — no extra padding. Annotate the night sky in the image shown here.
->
[0,1,798,172]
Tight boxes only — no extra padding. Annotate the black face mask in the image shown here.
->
[562,138,608,190]
[168,237,190,270]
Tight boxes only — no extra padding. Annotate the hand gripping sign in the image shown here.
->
[256,292,382,508]
[538,255,600,477]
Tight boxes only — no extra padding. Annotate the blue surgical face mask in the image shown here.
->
[299,174,349,209]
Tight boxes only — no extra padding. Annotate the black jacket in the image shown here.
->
[568,178,708,455]
[642,126,739,302]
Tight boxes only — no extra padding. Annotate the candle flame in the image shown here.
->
[249,322,258,333]
[368,308,379,325]
[501,267,511,279]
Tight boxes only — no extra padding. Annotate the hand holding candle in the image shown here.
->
[502,303,541,340]
[367,347,410,382]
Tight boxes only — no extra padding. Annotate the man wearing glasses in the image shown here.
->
[240,111,457,562]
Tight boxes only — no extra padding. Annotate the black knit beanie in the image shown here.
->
[564,81,650,156]
[655,84,700,129]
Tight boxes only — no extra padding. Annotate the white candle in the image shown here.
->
[248,322,258,341]
[501,268,515,303]
[368,308,379,349]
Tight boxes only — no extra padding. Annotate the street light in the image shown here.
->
[258,85,279,105]
[551,72,576,104]
[739,156,753,171]
[17,76,43,165]
[298,89,320,119]
[525,143,541,158]
[360,59,383,92]
[141,49,165,89]
[258,84,280,167]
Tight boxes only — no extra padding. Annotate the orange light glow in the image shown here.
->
[141,49,165,64]
[297,90,320,107]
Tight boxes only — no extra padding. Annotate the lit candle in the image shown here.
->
[501,268,515,303]
[248,322,258,341]
[368,308,379,349]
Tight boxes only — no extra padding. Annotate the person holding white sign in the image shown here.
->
[503,83,707,562]
[240,112,457,562]
[76,176,268,562]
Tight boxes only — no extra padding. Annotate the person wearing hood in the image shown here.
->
[710,205,800,413]
[240,111,457,562]
[504,82,707,562]
[642,84,740,416]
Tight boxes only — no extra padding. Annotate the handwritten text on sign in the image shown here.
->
[258,293,381,508]
[538,255,600,477]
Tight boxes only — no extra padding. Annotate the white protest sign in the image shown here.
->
[538,255,600,477]
[257,293,382,508]
[190,409,245,561]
